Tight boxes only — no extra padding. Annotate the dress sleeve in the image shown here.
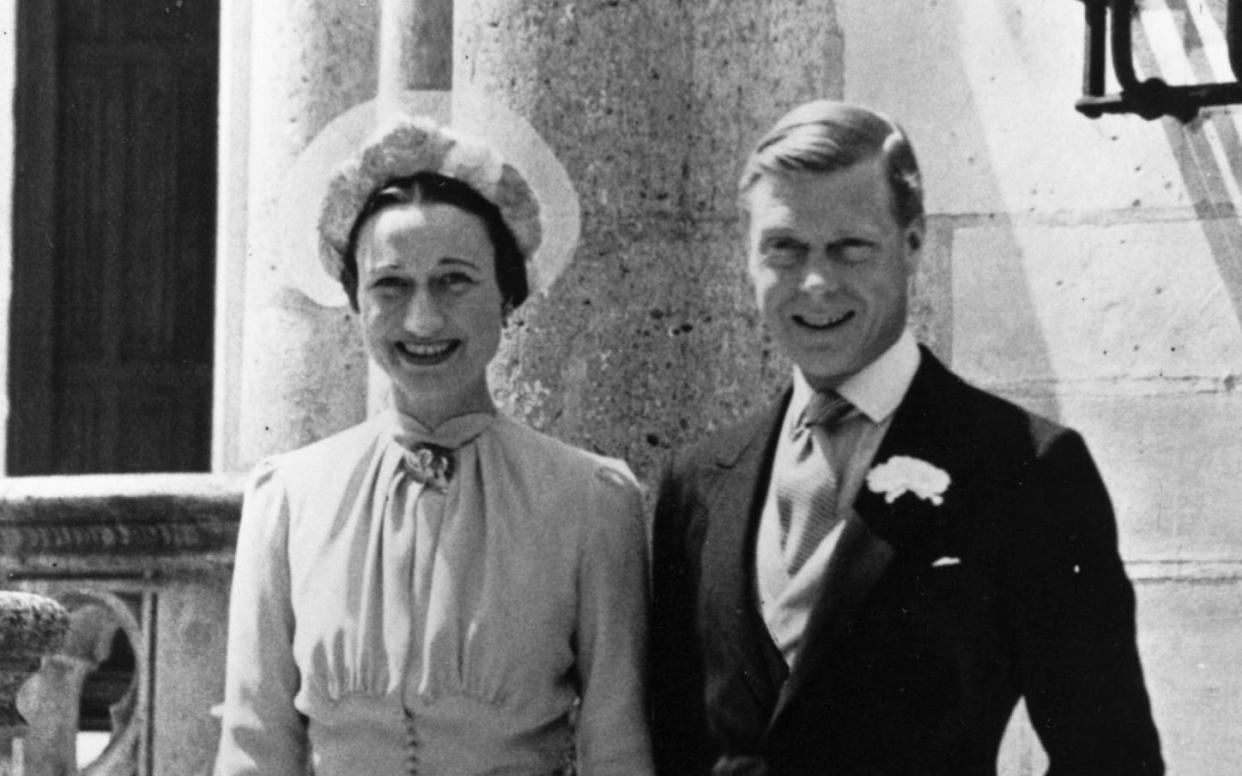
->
[574,464,655,776]
[1005,430,1163,775]
[214,460,309,776]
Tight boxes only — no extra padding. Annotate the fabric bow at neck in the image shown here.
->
[403,443,456,491]
[389,409,495,490]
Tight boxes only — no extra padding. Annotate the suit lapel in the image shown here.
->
[770,348,966,728]
[700,395,791,709]
[770,516,896,725]
[852,348,965,557]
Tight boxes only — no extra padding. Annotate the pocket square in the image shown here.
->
[931,556,961,567]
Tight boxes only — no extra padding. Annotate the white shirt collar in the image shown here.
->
[790,329,921,425]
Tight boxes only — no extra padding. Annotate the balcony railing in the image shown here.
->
[1,474,243,776]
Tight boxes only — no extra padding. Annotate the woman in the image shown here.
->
[215,116,653,776]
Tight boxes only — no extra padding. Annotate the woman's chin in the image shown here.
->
[389,369,492,420]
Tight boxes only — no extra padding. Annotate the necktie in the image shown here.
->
[776,391,854,574]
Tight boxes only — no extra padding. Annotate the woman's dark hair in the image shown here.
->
[340,171,530,313]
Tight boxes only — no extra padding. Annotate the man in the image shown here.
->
[649,100,1163,775]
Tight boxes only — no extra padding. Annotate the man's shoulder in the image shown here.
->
[670,395,786,474]
[916,349,1069,451]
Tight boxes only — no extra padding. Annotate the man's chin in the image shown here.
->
[793,353,863,390]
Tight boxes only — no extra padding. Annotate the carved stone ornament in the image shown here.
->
[0,591,69,728]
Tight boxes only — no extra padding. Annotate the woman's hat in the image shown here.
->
[318,114,542,288]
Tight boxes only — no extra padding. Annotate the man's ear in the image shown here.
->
[903,216,925,270]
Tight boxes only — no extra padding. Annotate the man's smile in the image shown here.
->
[792,310,855,330]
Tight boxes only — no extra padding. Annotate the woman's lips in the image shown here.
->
[395,340,460,365]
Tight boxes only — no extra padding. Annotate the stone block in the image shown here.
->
[1064,392,1242,563]
[152,576,231,776]
[968,390,1242,564]
[952,220,1242,386]
[1134,577,1242,775]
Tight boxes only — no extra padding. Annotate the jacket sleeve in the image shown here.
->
[214,461,309,776]
[574,465,655,776]
[1005,429,1163,776]
[648,461,714,776]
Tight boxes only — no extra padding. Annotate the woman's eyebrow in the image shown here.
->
[438,257,483,270]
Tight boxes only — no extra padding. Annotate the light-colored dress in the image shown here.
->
[214,409,653,776]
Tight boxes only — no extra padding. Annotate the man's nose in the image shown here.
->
[403,288,445,334]
[800,254,841,296]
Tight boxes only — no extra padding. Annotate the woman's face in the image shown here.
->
[356,201,503,422]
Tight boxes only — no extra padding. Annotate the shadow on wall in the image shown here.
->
[923,2,1063,423]
[1135,2,1242,332]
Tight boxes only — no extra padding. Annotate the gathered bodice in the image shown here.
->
[215,411,653,776]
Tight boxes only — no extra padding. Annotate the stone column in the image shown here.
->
[379,0,452,106]
[235,1,381,467]
[369,0,455,413]
[456,0,845,483]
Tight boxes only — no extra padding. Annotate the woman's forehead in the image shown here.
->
[359,202,495,270]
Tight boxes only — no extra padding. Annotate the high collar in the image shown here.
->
[384,408,497,451]
[791,329,920,426]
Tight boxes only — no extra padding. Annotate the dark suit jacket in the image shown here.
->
[650,347,1162,776]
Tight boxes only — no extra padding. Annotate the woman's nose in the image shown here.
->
[403,288,445,334]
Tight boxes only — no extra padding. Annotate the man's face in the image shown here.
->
[744,157,923,390]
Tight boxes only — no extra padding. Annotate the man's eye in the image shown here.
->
[837,241,877,264]
[763,239,804,265]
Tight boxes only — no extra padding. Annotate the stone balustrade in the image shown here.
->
[0,474,243,776]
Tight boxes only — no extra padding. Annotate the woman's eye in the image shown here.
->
[435,272,478,291]
[370,276,410,294]
[370,276,405,290]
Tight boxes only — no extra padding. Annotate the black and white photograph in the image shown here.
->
[1,1,1239,774]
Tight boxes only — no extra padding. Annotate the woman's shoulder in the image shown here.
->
[254,418,386,493]
[491,414,641,500]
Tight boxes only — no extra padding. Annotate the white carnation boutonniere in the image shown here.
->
[866,456,951,506]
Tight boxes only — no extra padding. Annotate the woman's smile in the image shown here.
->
[394,339,461,365]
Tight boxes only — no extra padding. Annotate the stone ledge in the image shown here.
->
[0,474,244,578]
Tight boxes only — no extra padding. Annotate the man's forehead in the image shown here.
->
[750,162,882,203]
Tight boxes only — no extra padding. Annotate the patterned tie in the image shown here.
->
[776,390,855,574]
